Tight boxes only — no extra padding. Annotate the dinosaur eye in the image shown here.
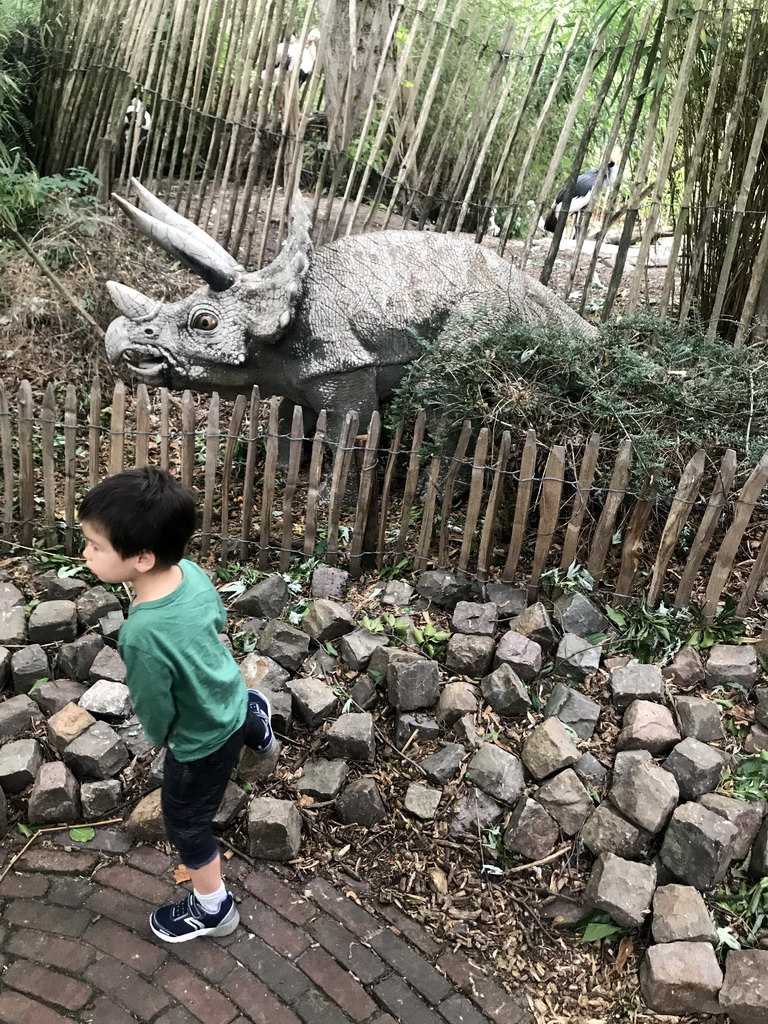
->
[190,311,218,331]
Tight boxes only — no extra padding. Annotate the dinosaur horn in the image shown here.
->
[258,191,314,285]
[128,178,245,275]
[111,192,241,293]
[106,281,159,320]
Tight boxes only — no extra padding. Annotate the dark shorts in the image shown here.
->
[160,725,244,870]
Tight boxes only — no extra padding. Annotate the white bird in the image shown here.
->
[543,154,619,233]
[262,29,320,87]
[123,97,151,147]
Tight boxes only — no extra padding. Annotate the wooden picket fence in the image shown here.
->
[3,377,768,619]
[31,0,768,336]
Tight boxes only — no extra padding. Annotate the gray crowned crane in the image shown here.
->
[262,29,320,88]
[543,155,619,234]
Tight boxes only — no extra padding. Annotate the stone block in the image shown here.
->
[445,633,495,677]
[326,712,376,762]
[611,661,665,709]
[297,758,350,800]
[57,633,105,682]
[651,884,717,943]
[507,602,558,654]
[448,786,503,837]
[617,699,681,755]
[659,802,738,890]
[248,797,302,860]
[493,630,542,681]
[75,586,121,628]
[387,651,440,711]
[705,644,758,690]
[584,852,656,928]
[233,574,289,618]
[240,651,290,691]
[87,646,126,685]
[452,601,498,636]
[419,743,467,785]
[719,950,768,1024]
[11,643,49,695]
[0,604,26,645]
[335,778,387,826]
[0,693,43,742]
[675,695,725,742]
[554,633,601,679]
[663,737,728,801]
[337,627,390,671]
[580,801,653,860]
[484,583,527,620]
[608,755,679,834]
[700,793,764,861]
[47,702,97,753]
[63,721,130,780]
[310,566,349,600]
[27,600,78,644]
[521,718,580,780]
[29,678,88,715]
[544,681,601,740]
[663,646,705,690]
[79,680,132,719]
[81,779,123,820]
[553,593,611,638]
[258,619,310,672]
[301,599,355,643]
[480,663,531,717]
[503,796,560,860]
[436,681,478,725]
[403,783,442,821]
[287,677,338,727]
[465,742,525,805]
[415,570,472,609]
[0,737,44,793]
[381,579,414,606]
[640,941,723,1015]
[393,711,440,749]
[28,761,81,824]
[535,768,594,835]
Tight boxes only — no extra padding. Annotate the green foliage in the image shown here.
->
[540,561,595,596]
[69,826,94,842]
[715,874,768,948]
[718,749,768,803]
[605,594,745,665]
[578,911,627,943]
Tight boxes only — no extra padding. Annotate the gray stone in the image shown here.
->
[639,942,723,1015]
[27,761,81,824]
[287,677,338,727]
[700,793,764,862]
[248,797,302,860]
[240,652,290,691]
[484,584,527,620]
[212,780,249,827]
[756,685,768,728]
[381,579,414,606]
[465,743,525,805]
[573,752,608,787]
[0,694,43,743]
[27,600,78,644]
[555,632,602,680]
[663,737,728,801]
[403,783,442,821]
[659,801,738,890]
[585,852,656,929]
[452,601,498,636]
[480,663,531,717]
[705,644,758,690]
[99,614,124,641]
[663,645,705,690]
[651,884,717,943]
[310,566,349,600]
[448,786,504,837]
[521,718,580,780]
[0,784,6,839]
[750,819,768,881]
[349,675,379,710]
[258,619,310,671]
[609,755,679,834]
[57,633,105,683]
[337,627,389,671]
[114,715,154,757]
[0,645,11,688]
[419,743,468,785]
[0,738,44,793]
[11,644,49,695]
[88,646,127,685]
[415,570,473,609]
[75,586,122,628]
[301,598,355,643]
[81,779,123,820]
[580,802,653,860]
[493,630,541,682]
[540,893,592,929]
[335,778,387,826]
[387,651,440,711]
[436,681,478,725]
[147,749,165,787]
[535,768,594,835]
[675,696,725,742]
[63,721,131,781]
[393,711,440,749]
[452,713,483,749]
[503,796,560,860]
[47,703,96,754]
[79,680,132,719]
[0,580,25,606]
[0,604,26,645]
[29,678,88,716]
[326,712,376,762]
[611,661,665,709]
[125,789,165,840]
[719,949,768,1024]
[233,574,290,618]
[444,633,495,677]
[544,681,601,740]
[553,593,611,638]
[297,758,350,800]
[507,602,558,654]
[44,574,87,601]
[746,723,768,754]
[617,699,681,755]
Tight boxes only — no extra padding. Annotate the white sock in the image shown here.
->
[194,882,227,913]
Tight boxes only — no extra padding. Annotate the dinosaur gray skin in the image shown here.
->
[105,180,597,452]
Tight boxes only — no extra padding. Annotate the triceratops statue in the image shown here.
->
[105,179,597,449]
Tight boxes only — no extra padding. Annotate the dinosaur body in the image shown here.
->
[105,180,597,444]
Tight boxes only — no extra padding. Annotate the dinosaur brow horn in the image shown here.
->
[111,192,241,293]
[106,281,159,320]
[128,178,244,275]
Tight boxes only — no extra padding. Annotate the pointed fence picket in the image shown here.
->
[1,379,767,618]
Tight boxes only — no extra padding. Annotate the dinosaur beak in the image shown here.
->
[106,281,159,320]
[111,180,244,292]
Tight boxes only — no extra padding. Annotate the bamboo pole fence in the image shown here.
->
[3,378,768,620]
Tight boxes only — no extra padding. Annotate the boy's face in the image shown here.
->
[81,521,142,584]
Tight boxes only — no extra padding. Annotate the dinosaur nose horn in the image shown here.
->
[107,281,159,320]
[111,186,242,292]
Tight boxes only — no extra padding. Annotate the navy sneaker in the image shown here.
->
[244,689,277,757]
[150,891,239,943]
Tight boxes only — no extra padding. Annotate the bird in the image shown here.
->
[543,155,619,234]
[261,29,320,88]
[123,97,152,153]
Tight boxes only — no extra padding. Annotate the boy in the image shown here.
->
[79,466,275,943]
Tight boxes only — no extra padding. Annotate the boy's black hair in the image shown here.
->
[79,466,196,568]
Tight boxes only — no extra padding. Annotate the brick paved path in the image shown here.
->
[0,830,530,1024]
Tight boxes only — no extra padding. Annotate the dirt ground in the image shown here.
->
[0,191,710,1024]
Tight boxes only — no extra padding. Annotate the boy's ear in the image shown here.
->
[135,550,157,573]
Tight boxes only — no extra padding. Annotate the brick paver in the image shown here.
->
[0,835,530,1024]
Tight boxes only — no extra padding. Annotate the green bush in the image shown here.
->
[387,312,768,490]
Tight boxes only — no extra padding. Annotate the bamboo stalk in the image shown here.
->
[63,385,78,556]
[613,490,654,605]
[134,383,151,467]
[587,438,632,583]
[0,383,13,543]
[17,382,33,549]
[239,387,262,560]
[414,455,442,573]
[560,433,600,569]
[647,449,705,607]
[476,430,512,582]
[259,396,280,569]
[41,384,57,546]
[458,428,490,576]
[325,412,359,567]
[348,412,382,578]
[219,394,248,564]
[303,410,327,559]
[394,411,427,564]
[200,393,220,559]
[438,421,473,568]
[528,444,566,600]
[88,375,102,488]
[502,429,537,583]
[377,422,404,569]
[180,390,196,491]
[280,405,305,572]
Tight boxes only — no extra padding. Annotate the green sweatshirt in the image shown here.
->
[118,559,247,762]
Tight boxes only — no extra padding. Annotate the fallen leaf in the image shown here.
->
[429,867,449,894]
[615,935,634,972]
[173,864,192,883]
